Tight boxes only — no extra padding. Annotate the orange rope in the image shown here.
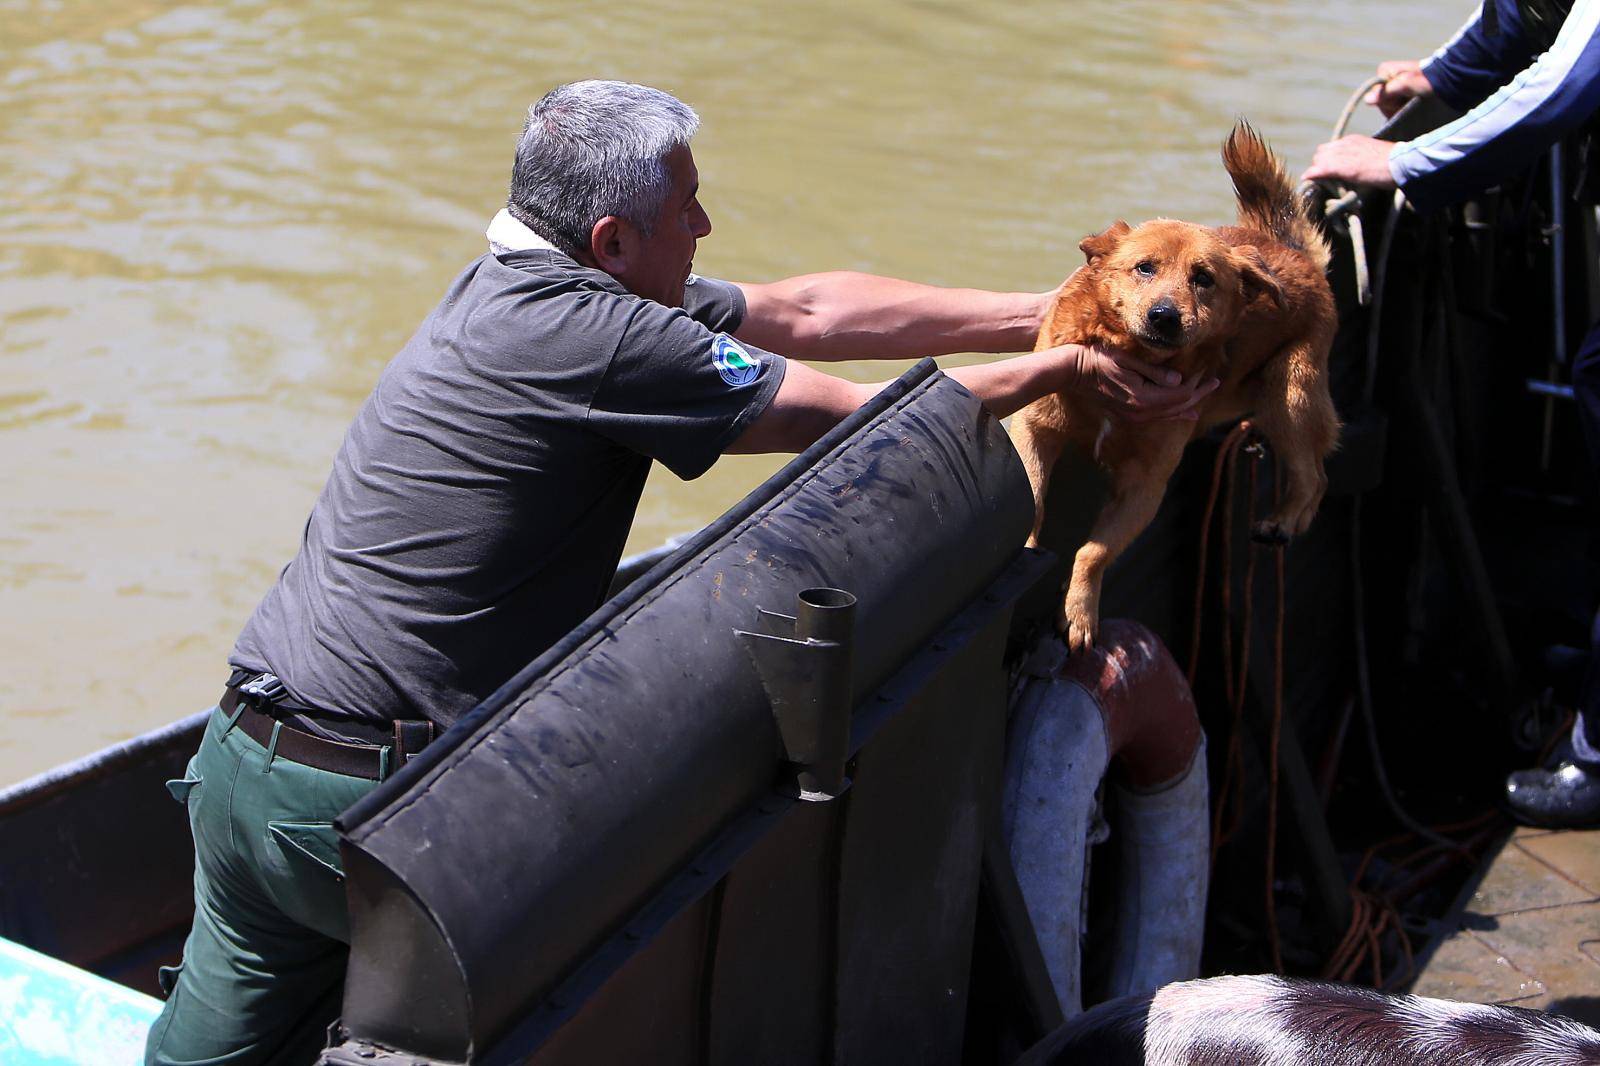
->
[1190,425,1286,974]
[1324,813,1502,986]
[1324,893,1365,979]
[1200,426,1255,866]
[1188,424,1252,684]
[1364,909,1387,986]
[1222,453,1261,851]
[1221,448,1240,708]
[1187,427,1495,983]
[1386,895,1417,989]
[1264,457,1286,975]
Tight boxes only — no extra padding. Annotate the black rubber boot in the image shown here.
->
[1505,761,1600,828]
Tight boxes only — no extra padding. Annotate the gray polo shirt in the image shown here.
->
[230,246,786,727]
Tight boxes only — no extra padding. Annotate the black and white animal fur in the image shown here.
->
[1016,974,1600,1065]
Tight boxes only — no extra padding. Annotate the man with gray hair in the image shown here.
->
[145,79,1213,1064]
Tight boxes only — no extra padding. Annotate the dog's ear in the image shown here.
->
[1232,246,1285,310]
[1079,221,1131,265]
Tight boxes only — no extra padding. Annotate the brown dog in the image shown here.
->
[1011,122,1339,652]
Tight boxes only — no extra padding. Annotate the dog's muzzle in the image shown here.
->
[1139,300,1185,350]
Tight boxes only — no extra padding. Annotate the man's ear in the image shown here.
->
[1232,246,1285,309]
[1079,220,1131,265]
[589,215,632,274]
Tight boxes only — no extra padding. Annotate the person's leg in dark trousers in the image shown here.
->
[1572,608,1600,768]
[1506,320,1600,825]
[144,707,378,1065]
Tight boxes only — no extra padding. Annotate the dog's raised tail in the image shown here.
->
[1223,120,1331,274]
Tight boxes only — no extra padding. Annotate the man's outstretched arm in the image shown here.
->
[733,273,1054,361]
[728,344,1217,455]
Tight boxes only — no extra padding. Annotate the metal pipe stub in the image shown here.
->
[737,587,858,800]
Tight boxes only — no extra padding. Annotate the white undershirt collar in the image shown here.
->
[486,208,562,256]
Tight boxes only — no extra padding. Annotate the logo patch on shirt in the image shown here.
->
[712,335,760,387]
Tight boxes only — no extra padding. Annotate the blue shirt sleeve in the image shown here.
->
[1393,0,1600,212]
[1422,0,1540,111]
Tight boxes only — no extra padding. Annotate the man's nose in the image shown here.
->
[692,203,712,239]
[1147,300,1181,331]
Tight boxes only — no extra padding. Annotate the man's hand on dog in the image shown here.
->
[1068,344,1219,423]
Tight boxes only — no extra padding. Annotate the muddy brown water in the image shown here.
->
[1,1,1465,784]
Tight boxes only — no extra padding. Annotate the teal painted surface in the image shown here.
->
[0,936,160,1065]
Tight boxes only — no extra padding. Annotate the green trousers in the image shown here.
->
[144,706,379,1066]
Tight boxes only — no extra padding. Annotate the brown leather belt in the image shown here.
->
[220,686,433,780]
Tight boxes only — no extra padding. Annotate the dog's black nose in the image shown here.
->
[1147,301,1181,332]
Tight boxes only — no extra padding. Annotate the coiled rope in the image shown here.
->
[1300,75,1386,305]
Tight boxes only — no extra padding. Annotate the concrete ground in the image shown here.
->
[1412,826,1600,1026]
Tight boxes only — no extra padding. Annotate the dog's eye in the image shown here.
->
[1134,260,1156,277]
[1192,269,1214,289]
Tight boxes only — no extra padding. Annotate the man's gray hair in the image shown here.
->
[507,80,700,258]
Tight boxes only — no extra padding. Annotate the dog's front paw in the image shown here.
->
[1056,587,1099,654]
[1250,519,1293,545]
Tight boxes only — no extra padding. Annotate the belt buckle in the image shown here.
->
[240,672,288,705]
